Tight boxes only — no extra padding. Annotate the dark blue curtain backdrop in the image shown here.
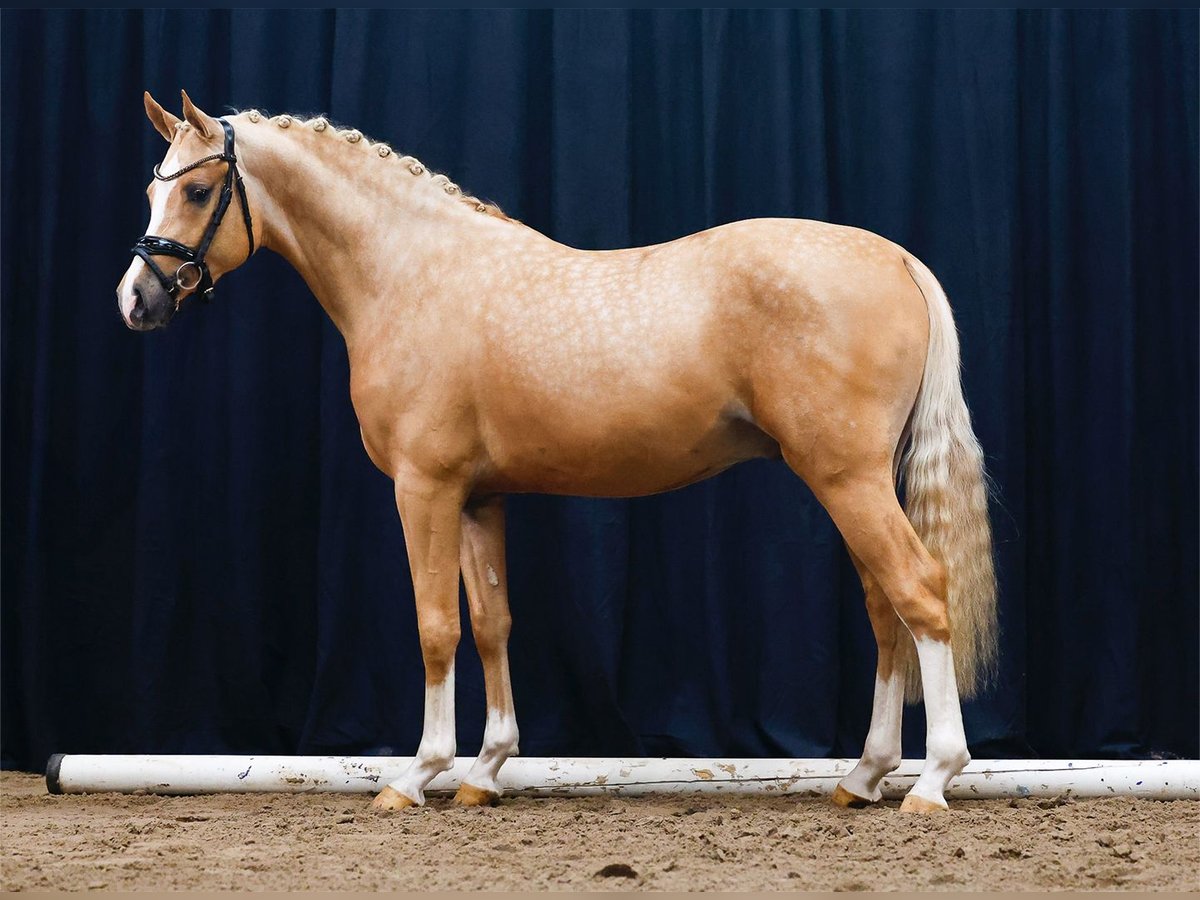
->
[2,10,1196,773]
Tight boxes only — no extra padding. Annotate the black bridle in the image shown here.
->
[132,118,254,305]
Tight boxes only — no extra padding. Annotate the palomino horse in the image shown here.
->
[117,91,997,814]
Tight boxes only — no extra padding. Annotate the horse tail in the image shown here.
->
[894,253,998,702]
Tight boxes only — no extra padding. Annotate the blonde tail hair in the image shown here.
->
[896,254,998,702]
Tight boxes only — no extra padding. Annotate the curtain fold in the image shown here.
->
[2,10,1195,771]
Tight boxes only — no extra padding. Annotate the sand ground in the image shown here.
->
[1,771,1197,891]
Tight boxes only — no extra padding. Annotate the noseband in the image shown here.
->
[132,118,254,306]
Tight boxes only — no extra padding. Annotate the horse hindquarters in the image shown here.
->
[757,251,996,811]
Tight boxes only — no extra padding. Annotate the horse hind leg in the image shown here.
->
[808,471,969,811]
[832,549,905,808]
[792,453,969,816]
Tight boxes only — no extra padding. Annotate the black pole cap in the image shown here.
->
[45,753,65,795]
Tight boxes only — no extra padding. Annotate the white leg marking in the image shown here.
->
[907,637,970,807]
[463,659,519,795]
[838,670,904,802]
[387,663,457,805]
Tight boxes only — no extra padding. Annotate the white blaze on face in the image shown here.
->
[117,144,180,324]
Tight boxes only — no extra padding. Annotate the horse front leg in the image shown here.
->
[453,496,519,806]
[372,474,465,811]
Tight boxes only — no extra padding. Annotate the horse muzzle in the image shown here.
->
[118,271,177,332]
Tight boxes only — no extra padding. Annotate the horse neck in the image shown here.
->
[236,119,505,341]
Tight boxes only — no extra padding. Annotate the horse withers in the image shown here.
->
[116,91,997,814]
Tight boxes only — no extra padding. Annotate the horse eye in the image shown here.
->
[188,186,211,204]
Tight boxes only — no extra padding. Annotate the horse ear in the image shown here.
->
[180,89,218,141]
[143,91,181,143]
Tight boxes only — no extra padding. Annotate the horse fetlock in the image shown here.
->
[417,745,456,776]
[487,722,519,757]
[838,753,891,802]
[860,742,902,777]
[925,734,970,775]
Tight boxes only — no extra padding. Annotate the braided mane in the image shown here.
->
[237,109,511,221]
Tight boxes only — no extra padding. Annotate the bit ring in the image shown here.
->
[174,261,203,292]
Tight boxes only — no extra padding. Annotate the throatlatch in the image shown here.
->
[131,118,254,305]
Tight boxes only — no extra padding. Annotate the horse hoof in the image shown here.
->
[370,786,417,812]
[831,784,878,809]
[899,793,948,813]
[453,783,500,807]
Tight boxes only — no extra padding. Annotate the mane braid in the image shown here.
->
[236,108,511,221]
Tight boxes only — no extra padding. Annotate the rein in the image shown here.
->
[131,118,254,306]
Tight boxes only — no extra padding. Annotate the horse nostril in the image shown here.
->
[131,288,145,323]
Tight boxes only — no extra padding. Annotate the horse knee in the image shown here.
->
[471,611,512,654]
[419,617,461,680]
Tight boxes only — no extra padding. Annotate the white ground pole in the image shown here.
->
[45,755,1199,801]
